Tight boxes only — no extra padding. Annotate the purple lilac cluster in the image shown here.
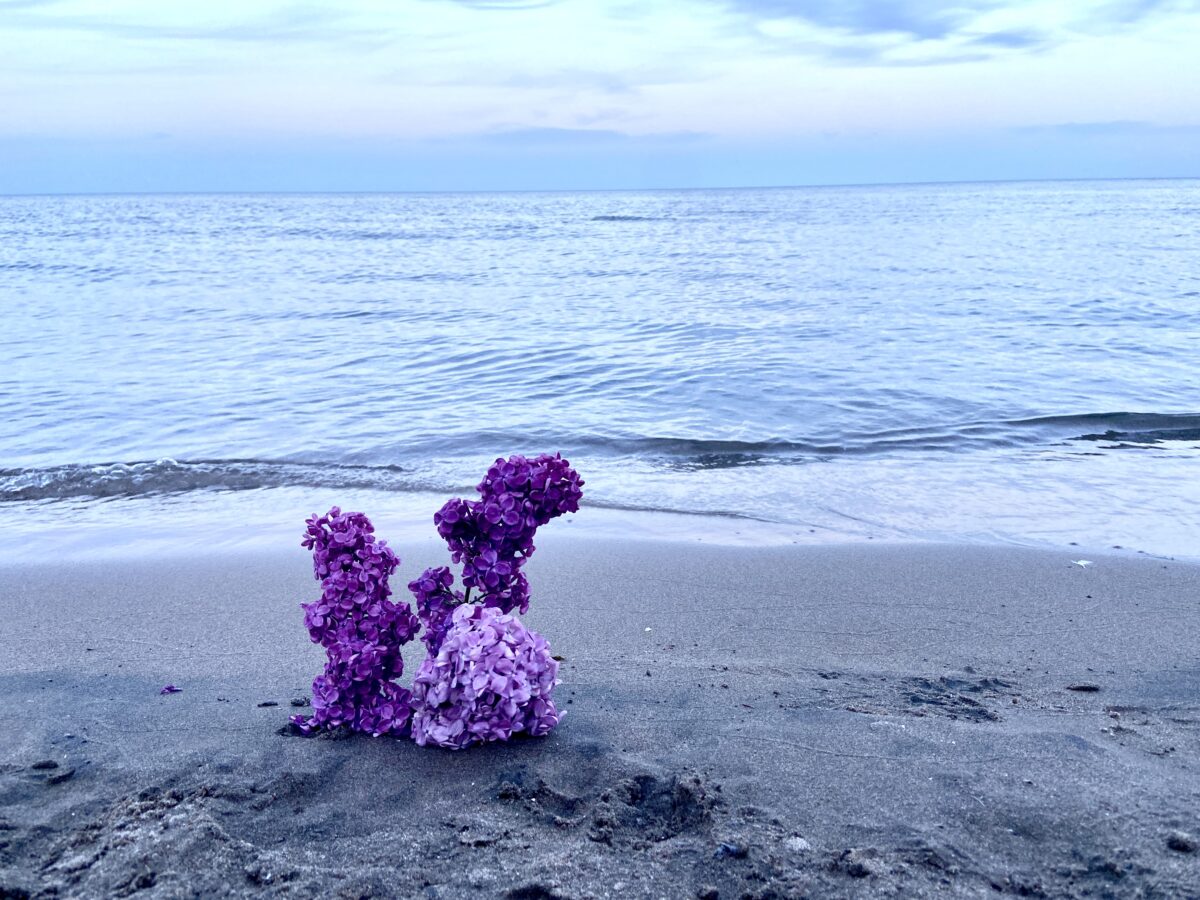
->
[420,453,584,622]
[410,604,561,749]
[294,507,419,737]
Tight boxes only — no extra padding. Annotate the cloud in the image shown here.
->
[1102,0,1200,23]
[721,0,1004,40]
[402,64,710,96]
[722,0,1200,37]
[465,126,710,147]
[1013,120,1200,136]
[715,0,1200,66]
[0,0,67,8]
[434,0,561,7]
[817,44,993,67]
[0,3,388,45]
[499,69,638,94]
[966,28,1049,49]
[388,67,638,94]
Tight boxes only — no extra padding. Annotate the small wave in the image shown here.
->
[0,456,788,526]
[590,215,662,222]
[365,413,1200,468]
[1010,412,1200,444]
[0,459,432,503]
[0,261,73,273]
[0,261,122,279]
[268,226,429,241]
[1076,427,1200,444]
[7,411,1196,504]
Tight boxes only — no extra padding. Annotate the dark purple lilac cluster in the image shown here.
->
[293,507,419,737]
[295,454,582,750]
[426,453,584,617]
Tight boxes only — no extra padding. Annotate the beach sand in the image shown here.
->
[1,539,1198,898]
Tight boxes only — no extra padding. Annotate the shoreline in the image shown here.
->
[2,540,1198,897]
[3,490,1194,567]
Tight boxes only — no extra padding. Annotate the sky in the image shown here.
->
[1,0,1198,192]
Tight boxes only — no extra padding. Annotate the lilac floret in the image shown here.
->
[410,604,562,750]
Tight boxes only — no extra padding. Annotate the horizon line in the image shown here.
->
[2,174,1197,199]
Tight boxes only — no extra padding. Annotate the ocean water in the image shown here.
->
[2,180,1198,560]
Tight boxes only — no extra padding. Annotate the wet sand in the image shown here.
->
[2,539,1198,898]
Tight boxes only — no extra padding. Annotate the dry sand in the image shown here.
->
[1,538,1198,898]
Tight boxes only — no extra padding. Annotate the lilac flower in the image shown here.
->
[294,507,419,737]
[410,604,562,750]
[428,453,584,615]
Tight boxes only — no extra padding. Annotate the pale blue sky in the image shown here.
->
[1,0,1198,192]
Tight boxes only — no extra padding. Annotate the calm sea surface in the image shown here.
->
[2,180,1198,560]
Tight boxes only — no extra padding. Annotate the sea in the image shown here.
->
[2,179,1198,562]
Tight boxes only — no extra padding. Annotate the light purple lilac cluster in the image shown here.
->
[294,454,583,750]
[410,604,561,749]
[293,507,419,737]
